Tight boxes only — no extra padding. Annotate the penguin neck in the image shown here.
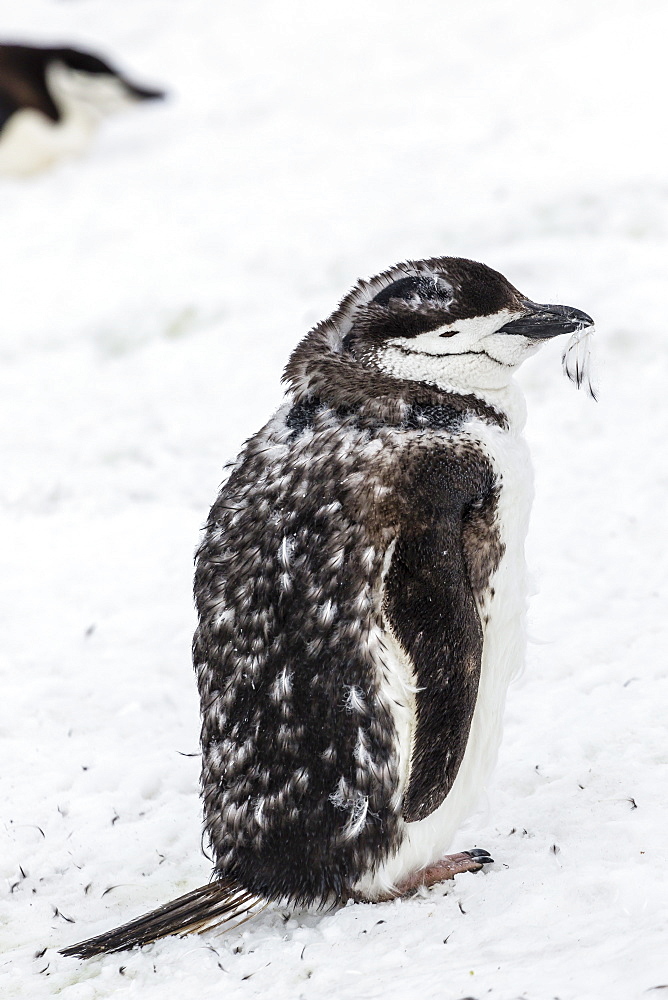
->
[418,377,527,432]
[366,340,528,432]
[282,326,510,430]
[45,61,134,130]
[477,381,527,432]
[46,64,98,128]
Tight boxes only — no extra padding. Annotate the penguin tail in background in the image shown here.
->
[59,878,266,959]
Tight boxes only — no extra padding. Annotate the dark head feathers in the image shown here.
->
[284,258,523,386]
[0,43,164,126]
[282,256,512,427]
[370,274,454,309]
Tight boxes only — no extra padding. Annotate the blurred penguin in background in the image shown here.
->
[0,43,165,176]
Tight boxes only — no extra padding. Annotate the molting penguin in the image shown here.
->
[61,256,594,958]
[0,43,164,176]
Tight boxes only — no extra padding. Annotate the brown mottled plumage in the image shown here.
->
[62,257,593,959]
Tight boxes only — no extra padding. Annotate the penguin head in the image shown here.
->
[44,47,165,119]
[338,258,593,392]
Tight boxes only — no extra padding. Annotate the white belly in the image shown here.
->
[0,106,94,176]
[356,410,533,898]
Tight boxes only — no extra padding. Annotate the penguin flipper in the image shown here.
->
[0,46,60,122]
[383,515,485,824]
[59,878,264,958]
[0,91,19,130]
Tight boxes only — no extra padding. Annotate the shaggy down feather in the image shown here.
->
[61,256,593,956]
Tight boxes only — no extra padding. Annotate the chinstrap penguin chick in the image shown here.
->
[0,43,164,175]
[61,256,594,958]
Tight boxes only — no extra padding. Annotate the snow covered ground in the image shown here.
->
[1,1,667,997]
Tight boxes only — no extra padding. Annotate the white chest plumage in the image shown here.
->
[355,385,533,898]
[0,105,94,175]
[0,62,140,177]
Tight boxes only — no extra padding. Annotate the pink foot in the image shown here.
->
[391,848,493,898]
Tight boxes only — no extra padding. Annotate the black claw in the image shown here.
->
[464,848,494,865]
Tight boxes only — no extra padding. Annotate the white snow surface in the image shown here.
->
[1,1,667,997]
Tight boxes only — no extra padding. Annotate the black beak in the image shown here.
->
[124,81,166,102]
[498,301,594,340]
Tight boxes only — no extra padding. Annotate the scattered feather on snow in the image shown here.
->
[1,1,667,997]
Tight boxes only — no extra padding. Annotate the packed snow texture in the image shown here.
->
[1,1,667,998]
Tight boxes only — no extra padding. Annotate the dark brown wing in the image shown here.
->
[0,45,60,124]
[383,443,500,823]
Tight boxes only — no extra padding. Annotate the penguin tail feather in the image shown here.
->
[59,878,265,959]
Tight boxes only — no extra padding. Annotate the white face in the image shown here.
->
[373,309,545,392]
[48,63,138,117]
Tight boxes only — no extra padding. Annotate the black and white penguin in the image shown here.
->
[61,256,594,958]
[0,43,164,175]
